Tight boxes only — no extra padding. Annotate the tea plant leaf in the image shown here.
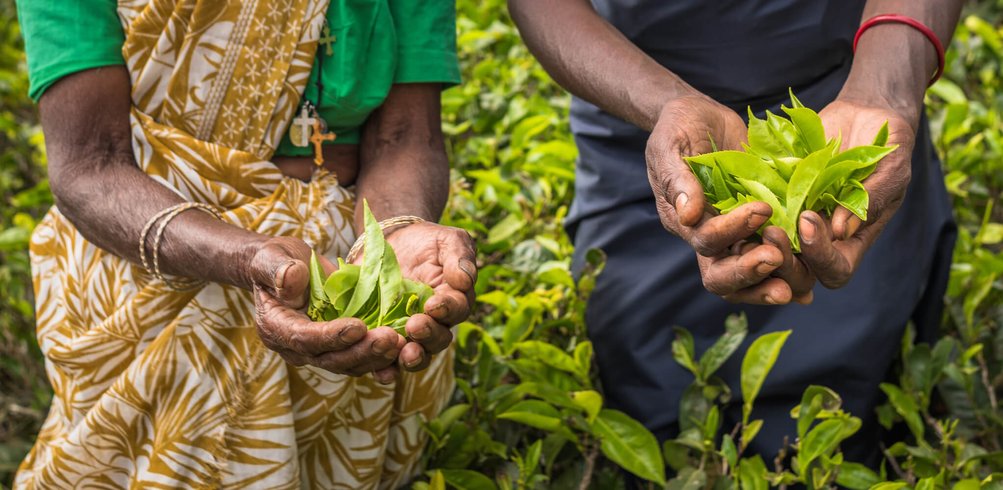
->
[741,330,792,424]
[590,409,666,485]
[783,105,827,153]
[343,202,385,318]
[573,341,593,379]
[572,390,602,423]
[879,383,925,441]
[308,251,329,318]
[437,469,498,490]
[697,323,747,381]
[737,455,769,490]
[835,179,869,221]
[799,417,861,472]
[835,462,881,489]
[497,400,567,434]
[377,241,404,325]
[785,142,839,232]
[747,108,787,159]
[671,327,699,377]
[516,340,579,375]
[872,121,889,146]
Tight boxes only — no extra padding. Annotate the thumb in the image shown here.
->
[249,243,311,309]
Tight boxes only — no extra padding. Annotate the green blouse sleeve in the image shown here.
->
[387,0,460,86]
[16,0,126,102]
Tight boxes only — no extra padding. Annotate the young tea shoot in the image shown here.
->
[307,200,434,334]
[684,90,897,252]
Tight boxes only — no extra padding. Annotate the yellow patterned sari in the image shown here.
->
[16,0,453,488]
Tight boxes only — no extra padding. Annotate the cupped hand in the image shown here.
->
[378,222,477,372]
[646,95,814,304]
[247,236,405,383]
[799,99,916,289]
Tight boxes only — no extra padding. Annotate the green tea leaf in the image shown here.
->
[377,242,404,325]
[746,108,787,159]
[344,202,385,318]
[835,179,869,221]
[308,251,330,319]
[741,330,792,424]
[591,409,666,485]
[783,105,827,153]
[835,462,881,490]
[799,417,861,471]
[687,151,787,198]
[436,469,498,490]
[671,327,699,377]
[872,121,889,146]
[737,456,769,490]
[572,390,603,423]
[698,324,747,381]
[766,110,804,156]
[785,142,839,238]
[497,400,567,433]
[879,383,924,440]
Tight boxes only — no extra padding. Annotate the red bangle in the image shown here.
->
[852,14,945,87]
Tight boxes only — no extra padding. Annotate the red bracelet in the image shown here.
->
[852,14,945,87]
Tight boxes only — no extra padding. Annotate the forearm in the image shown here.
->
[43,67,264,289]
[841,0,965,125]
[507,0,698,132]
[355,84,450,228]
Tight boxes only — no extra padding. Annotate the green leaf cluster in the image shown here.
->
[306,201,433,334]
[684,90,897,252]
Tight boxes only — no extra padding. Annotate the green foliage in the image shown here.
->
[307,202,434,333]
[0,0,52,482]
[684,92,896,252]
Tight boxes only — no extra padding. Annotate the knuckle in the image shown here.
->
[701,275,726,297]
[690,235,716,257]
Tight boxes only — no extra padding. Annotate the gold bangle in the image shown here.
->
[345,215,426,263]
[140,202,223,291]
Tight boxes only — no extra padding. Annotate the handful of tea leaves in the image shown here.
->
[307,201,434,335]
[683,91,897,252]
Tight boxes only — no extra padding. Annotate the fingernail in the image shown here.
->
[675,193,688,211]
[847,218,862,238]
[755,262,776,275]
[375,371,395,385]
[459,259,476,282]
[373,338,390,355]
[404,356,421,369]
[763,294,777,305]
[339,324,364,343]
[428,302,448,316]
[411,324,431,341]
[274,261,295,289]
[800,217,816,244]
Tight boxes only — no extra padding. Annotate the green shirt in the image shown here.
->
[17,0,460,155]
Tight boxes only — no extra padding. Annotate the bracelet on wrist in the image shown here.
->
[853,14,946,87]
[346,215,426,263]
[139,202,223,291]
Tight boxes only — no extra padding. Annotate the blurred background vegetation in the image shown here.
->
[1,0,1001,488]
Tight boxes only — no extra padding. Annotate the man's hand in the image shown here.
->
[646,95,815,304]
[248,236,406,384]
[381,223,477,372]
[799,99,916,288]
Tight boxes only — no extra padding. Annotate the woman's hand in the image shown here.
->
[379,223,477,372]
[798,99,916,288]
[248,236,407,384]
[646,95,815,304]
